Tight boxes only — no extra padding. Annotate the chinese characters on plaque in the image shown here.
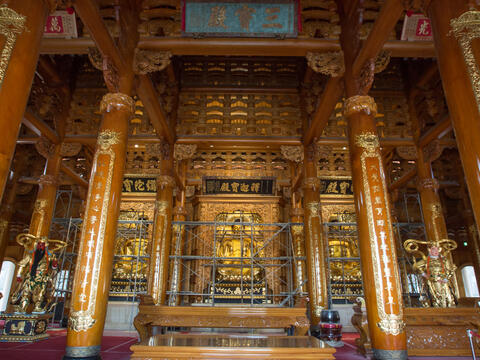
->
[43,10,78,39]
[182,0,298,37]
[204,178,275,195]
[320,178,353,196]
[400,12,432,41]
[122,176,157,194]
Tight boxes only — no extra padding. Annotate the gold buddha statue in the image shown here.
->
[215,211,265,282]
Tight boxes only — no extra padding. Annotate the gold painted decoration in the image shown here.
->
[10,234,66,314]
[416,178,439,192]
[280,145,304,163]
[403,238,457,307]
[150,199,169,304]
[174,144,197,161]
[68,130,120,332]
[306,51,345,77]
[450,10,480,114]
[344,95,378,118]
[99,93,135,114]
[355,131,405,335]
[133,49,172,75]
[0,5,26,90]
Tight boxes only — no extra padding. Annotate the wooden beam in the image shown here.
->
[61,163,89,188]
[304,77,344,145]
[40,37,436,58]
[418,116,452,149]
[23,111,60,144]
[176,135,302,150]
[389,168,416,191]
[352,0,405,76]
[136,74,175,145]
[73,0,127,73]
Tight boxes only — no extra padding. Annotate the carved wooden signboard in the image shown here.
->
[122,175,157,194]
[204,177,275,195]
[182,0,299,38]
[320,178,353,197]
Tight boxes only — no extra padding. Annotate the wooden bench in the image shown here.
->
[133,297,310,341]
[130,334,336,359]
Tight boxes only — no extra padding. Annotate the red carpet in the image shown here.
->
[0,330,474,359]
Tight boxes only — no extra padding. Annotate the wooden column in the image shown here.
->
[428,1,480,236]
[302,144,328,326]
[29,144,62,238]
[0,149,27,265]
[290,191,307,302]
[0,0,50,201]
[345,97,407,359]
[148,174,175,305]
[65,93,134,359]
[169,184,187,306]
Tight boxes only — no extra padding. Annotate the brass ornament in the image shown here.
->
[99,93,135,114]
[344,96,378,117]
[450,10,480,114]
[156,175,176,189]
[306,51,345,77]
[280,145,304,163]
[0,5,26,90]
[133,49,172,75]
[173,144,197,161]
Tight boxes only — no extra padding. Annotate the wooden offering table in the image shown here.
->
[134,303,310,341]
[130,334,336,359]
[405,307,480,356]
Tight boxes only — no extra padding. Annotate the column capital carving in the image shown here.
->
[156,175,175,189]
[344,95,377,117]
[60,142,82,157]
[302,177,321,191]
[280,145,304,163]
[35,137,56,159]
[100,93,135,114]
[146,140,171,160]
[173,144,197,161]
[306,51,345,77]
[133,49,172,75]
[290,207,304,218]
[416,177,439,192]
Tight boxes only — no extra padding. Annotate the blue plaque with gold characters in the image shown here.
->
[182,0,299,38]
[0,313,52,342]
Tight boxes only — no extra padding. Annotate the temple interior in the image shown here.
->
[1,0,480,359]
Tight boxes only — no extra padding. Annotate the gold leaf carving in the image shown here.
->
[306,51,345,77]
[280,145,304,163]
[451,10,480,115]
[0,5,26,90]
[100,93,135,114]
[344,96,377,118]
[133,49,172,75]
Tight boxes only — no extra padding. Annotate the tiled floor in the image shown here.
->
[0,330,475,359]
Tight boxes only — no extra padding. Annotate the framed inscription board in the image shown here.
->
[182,0,299,38]
[204,177,275,195]
[320,177,353,197]
[122,175,157,194]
